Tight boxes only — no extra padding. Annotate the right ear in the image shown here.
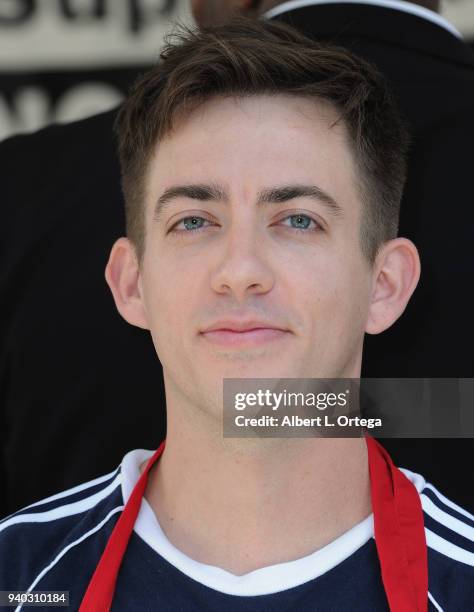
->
[104,237,149,330]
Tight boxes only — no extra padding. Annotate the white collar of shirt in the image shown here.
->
[263,0,462,40]
[120,448,426,597]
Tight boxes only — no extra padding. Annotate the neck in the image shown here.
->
[258,0,440,15]
[143,406,371,575]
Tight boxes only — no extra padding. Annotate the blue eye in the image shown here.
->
[172,216,211,232]
[281,214,318,231]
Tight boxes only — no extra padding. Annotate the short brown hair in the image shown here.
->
[115,17,409,265]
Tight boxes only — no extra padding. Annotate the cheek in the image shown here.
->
[141,256,201,346]
[304,257,368,331]
[332,267,371,337]
[147,274,184,324]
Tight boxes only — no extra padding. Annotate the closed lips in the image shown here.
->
[202,321,287,333]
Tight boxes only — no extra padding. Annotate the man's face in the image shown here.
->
[138,95,373,414]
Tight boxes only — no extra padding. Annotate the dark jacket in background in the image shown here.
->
[1,2,473,517]
[0,110,165,517]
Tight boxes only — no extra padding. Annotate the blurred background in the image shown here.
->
[0,0,192,140]
[1,0,473,141]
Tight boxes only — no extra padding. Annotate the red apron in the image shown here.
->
[79,435,428,611]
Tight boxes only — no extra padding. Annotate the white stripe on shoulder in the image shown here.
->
[0,467,120,524]
[425,528,474,566]
[428,590,444,612]
[423,483,474,523]
[421,494,474,542]
[0,472,122,533]
[16,505,124,612]
[22,467,120,510]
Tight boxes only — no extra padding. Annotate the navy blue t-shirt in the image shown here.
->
[1,449,473,611]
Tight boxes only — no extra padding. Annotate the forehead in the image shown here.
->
[147,94,360,214]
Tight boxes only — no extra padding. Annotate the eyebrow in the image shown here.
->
[154,183,344,221]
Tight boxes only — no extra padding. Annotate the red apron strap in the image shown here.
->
[366,434,428,611]
[79,440,166,612]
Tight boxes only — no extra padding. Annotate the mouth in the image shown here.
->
[200,327,290,347]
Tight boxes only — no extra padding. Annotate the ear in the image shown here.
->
[105,237,149,330]
[365,237,421,335]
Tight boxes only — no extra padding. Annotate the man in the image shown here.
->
[0,0,472,518]
[1,19,472,611]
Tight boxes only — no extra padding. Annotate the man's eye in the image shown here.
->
[279,214,319,232]
[170,216,212,232]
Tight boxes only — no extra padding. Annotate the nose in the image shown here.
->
[210,225,275,301]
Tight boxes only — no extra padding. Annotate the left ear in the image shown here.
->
[365,237,421,335]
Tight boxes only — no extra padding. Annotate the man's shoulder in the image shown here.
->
[402,468,473,563]
[402,468,474,608]
[418,474,474,563]
[0,465,124,592]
